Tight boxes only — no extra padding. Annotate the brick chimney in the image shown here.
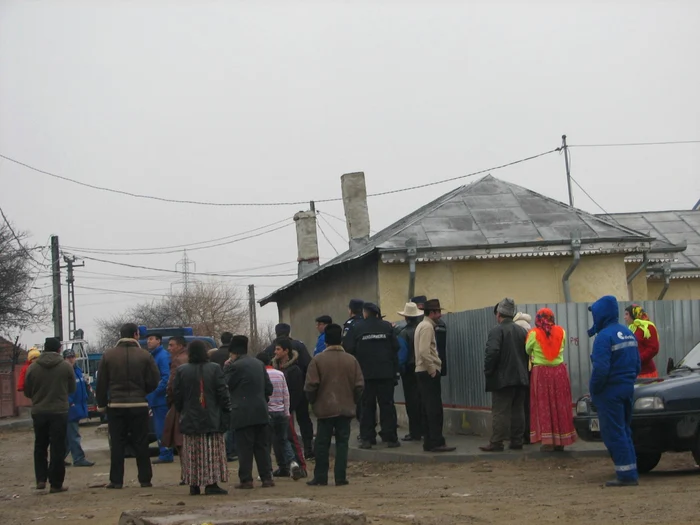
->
[294,209,320,278]
[341,172,371,251]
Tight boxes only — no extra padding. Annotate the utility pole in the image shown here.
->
[63,254,85,339]
[248,284,258,350]
[50,235,64,341]
[562,134,574,207]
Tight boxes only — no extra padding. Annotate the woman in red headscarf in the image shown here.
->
[624,304,659,379]
[526,308,577,451]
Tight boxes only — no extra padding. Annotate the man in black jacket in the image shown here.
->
[224,335,275,489]
[264,323,314,459]
[480,298,529,452]
[396,302,424,442]
[209,332,233,369]
[342,299,365,426]
[345,303,400,449]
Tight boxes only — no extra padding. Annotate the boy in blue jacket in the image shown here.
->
[146,334,173,464]
[63,350,94,467]
[588,295,641,487]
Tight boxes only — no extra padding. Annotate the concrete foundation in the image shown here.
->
[119,498,367,525]
[395,403,492,437]
[119,498,366,525]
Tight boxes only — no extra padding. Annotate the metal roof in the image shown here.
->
[603,210,700,275]
[260,175,655,306]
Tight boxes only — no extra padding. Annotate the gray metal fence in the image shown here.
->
[396,299,700,409]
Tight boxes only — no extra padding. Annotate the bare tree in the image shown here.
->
[0,221,49,335]
[95,281,247,350]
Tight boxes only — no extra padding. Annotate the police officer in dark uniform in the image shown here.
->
[342,299,365,343]
[344,303,400,449]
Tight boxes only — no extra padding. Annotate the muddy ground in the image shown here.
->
[0,424,698,525]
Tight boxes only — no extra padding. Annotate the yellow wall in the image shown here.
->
[378,255,629,322]
[647,278,700,300]
[626,262,649,301]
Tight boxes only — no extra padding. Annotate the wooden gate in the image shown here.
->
[0,364,17,418]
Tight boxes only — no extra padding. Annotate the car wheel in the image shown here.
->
[636,451,662,474]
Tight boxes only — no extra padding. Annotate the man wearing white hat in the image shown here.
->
[396,302,424,442]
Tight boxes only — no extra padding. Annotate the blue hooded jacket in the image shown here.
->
[588,295,641,396]
[314,333,326,356]
[146,345,170,408]
[68,366,89,422]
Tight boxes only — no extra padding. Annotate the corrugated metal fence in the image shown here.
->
[396,299,700,409]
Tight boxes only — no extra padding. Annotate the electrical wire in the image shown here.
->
[0,148,559,206]
[68,254,298,278]
[63,218,291,253]
[569,140,700,148]
[317,212,347,243]
[317,222,339,256]
[65,222,293,256]
[320,209,378,235]
[569,175,615,218]
[75,285,172,298]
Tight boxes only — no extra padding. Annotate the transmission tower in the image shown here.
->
[174,250,196,294]
[63,254,84,340]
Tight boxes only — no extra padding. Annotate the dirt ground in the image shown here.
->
[1,424,698,525]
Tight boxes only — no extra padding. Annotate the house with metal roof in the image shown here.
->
[602,209,700,300]
[260,173,679,347]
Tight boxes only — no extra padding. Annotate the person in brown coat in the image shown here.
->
[96,323,161,489]
[163,335,188,484]
[304,324,364,487]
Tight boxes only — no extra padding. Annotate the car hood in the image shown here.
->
[633,371,700,398]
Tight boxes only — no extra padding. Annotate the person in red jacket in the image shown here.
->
[624,305,660,379]
[17,348,41,392]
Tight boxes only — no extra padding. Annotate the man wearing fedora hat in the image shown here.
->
[396,301,424,442]
[414,299,456,453]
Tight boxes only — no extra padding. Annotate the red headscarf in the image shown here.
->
[532,308,564,362]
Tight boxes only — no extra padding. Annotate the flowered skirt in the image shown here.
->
[181,433,228,486]
[530,364,577,447]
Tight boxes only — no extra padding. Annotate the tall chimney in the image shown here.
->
[341,172,371,251]
[294,208,320,278]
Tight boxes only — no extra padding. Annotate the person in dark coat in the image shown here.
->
[396,302,424,442]
[163,335,188,485]
[264,323,314,460]
[480,298,529,452]
[344,302,400,449]
[342,299,365,426]
[209,332,233,369]
[224,335,275,489]
[272,338,307,476]
[173,340,232,496]
[24,337,76,493]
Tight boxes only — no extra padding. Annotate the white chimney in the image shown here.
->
[341,172,371,251]
[294,209,320,278]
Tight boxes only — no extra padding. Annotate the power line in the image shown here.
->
[0,148,559,206]
[65,222,293,256]
[569,175,616,219]
[569,140,700,148]
[63,218,291,253]
[317,212,347,243]
[69,254,298,278]
[75,285,172,298]
[317,221,339,256]
[320,210,379,235]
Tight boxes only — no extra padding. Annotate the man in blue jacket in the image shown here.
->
[63,349,95,467]
[588,295,641,487]
[146,334,173,464]
[314,315,332,356]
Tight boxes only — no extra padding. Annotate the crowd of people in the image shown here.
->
[19,294,658,493]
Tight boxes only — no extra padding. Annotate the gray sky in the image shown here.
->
[1,0,698,348]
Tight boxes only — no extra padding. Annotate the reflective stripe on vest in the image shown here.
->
[611,341,637,352]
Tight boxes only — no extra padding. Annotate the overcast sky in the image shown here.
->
[1,0,698,348]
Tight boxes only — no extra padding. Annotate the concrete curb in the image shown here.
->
[333,444,609,464]
[0,418,33,431]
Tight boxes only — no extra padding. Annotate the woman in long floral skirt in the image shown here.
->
[173,340,232,495]
[526,308,577,451]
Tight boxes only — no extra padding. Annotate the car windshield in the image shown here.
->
[677,341,700,370]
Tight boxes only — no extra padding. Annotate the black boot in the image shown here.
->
[189,485,200,496]
[303,437,315,460]
[205,483,228,495]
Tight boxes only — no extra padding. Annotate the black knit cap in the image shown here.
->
[275,323,291,336]
[44,337,61,353]
[324,324,343,346]
[229,335,249,355]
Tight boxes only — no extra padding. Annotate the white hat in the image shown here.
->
[398,302,423,318]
